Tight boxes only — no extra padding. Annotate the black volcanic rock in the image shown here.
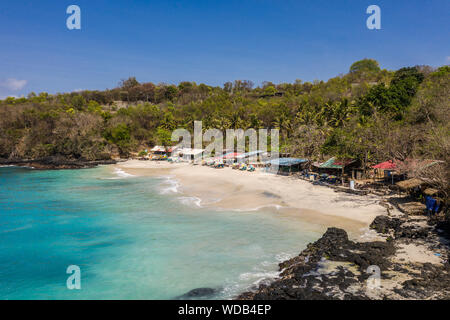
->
[176,288,219,299]
[370,216,403,234]
[238,227,396,300]
[237,215,450,300]
[0,157,117,169]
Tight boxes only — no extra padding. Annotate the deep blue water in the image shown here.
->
[0,166,321,299]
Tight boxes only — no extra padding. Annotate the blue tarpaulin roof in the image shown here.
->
[266,158,309,166]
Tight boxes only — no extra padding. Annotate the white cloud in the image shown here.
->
[447,56,450,62]
[1,78,27,91]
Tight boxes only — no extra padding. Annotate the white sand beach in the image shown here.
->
[116,160,388,238]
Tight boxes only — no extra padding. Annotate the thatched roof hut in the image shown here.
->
[396,178,425,190]
[423,188,439,196]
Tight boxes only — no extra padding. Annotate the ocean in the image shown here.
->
[0,165,322,299]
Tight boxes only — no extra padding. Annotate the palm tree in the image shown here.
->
[273,113,292,139]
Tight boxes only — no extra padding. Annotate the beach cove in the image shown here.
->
[1,162,448,300]
[117,160,450,299]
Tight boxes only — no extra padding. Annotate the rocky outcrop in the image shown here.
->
[370,215,436,240]
[238,216,450,300]
[0,157,117,169]
[176,288,219,299]
[370,215,403,234]
[395,262,450,299]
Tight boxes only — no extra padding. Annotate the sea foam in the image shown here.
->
[158,176,180,194]
[106,168,136,179]
[177,196,202,207]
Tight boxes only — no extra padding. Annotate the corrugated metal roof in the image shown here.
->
[319,157,355,169]
[373,160,398,170]
[267,158,309,166]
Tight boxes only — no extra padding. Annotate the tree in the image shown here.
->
[71,95,86,110]
[0,61,447,177]
[223,82,233,93]
[104,123,132,155]
[290,125,328,159]
[263,86,277,96]
[141,82,156,102]
[119,77,140,89]
[350,59,380,74]
[164,85,179,101]
[156,127,172,147]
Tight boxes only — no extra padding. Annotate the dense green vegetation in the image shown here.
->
[1,59,448,171]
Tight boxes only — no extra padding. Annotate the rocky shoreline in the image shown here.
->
[237,215,450,300]
[0,157,118,169]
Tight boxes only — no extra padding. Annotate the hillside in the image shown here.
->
[1,58,448,174]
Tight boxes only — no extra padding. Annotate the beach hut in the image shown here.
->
[395,178,431,201]
[396,178,426,191]
[151,146,167,154]
[372,160,403,184]
[150,145,170,160]
[266,158,309,175]
[315,157,361,183]
[179,148,205,162]
[373,160,397,171]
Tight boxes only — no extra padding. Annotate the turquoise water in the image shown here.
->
[0,166,322,300]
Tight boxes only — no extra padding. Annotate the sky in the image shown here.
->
[0,0,449,98]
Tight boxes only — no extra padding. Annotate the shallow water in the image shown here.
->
[0,166,322,299]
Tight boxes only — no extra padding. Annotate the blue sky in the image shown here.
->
[0,0,449,98]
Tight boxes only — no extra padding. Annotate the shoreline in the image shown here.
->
[0,157,118,169]
[116,159,450,300]
[3,159,448,299]
[116,159,388,239]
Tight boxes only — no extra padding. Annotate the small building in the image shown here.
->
[372,160,403,183]
[179,148,205,162]
[396,178,425,191]
[315,157,362,180]
[149,145,170,160]
[151,145,167,154]
[266,158,309,175]
[373,160,397,171]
